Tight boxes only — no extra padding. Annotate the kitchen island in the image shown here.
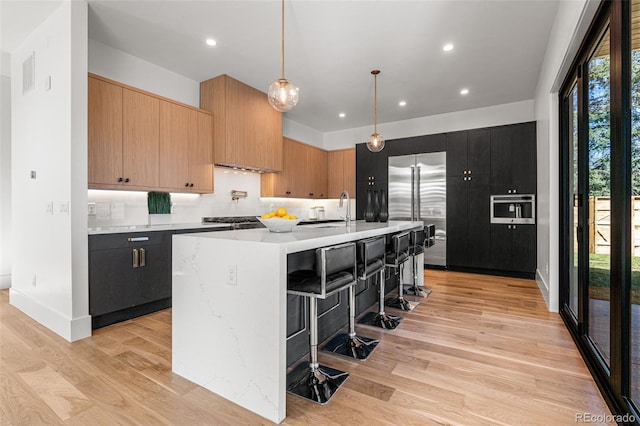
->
[171,220,422,423]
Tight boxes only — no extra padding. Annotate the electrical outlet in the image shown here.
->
[227,265,237,286]
[88,203,96,215]
[46,202,54,215]
[545,263,549,274]
[60,202,69,214]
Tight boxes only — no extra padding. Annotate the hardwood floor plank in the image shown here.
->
[0,270,614,425]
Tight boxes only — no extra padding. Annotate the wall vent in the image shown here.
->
[22,52,35,94]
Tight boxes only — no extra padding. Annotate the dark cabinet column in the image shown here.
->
[467,128,491,175]
[466,174,491,268]
[446,176,469,267]
[491,122,537,195]
[490,126,512,194]
[89,248,137,316]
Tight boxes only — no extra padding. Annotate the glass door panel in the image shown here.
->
[587,26,612,367]
[631,0,640,407]
[569,83,579,318]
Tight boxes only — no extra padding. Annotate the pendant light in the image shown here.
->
[268,0,299,112]
[367,70,385,152]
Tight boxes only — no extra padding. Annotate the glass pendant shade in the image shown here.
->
[268,78,299,112]
[367,132,385,152]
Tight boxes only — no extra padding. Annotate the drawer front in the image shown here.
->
[89,230,172,251]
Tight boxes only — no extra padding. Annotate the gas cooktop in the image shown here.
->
[202,216,263,229]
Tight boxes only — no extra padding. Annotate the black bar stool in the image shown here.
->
[358,233,407,329]
[286,242,357,404]
[323,236,383,360]
[385,231,415,311]
[403,227,428,298]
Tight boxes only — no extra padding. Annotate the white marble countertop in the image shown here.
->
[177,220,423,254]
[88,222,231,235]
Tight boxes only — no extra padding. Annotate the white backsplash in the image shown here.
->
[88,167,353,227]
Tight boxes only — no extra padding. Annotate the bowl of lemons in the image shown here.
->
[257,207,302,233]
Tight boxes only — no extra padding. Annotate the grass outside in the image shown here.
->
[588,253,640,304]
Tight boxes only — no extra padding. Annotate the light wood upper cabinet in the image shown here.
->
[200,74,282,172]
[261,138,328,198]
[159,103,214,193]
[88,77,123,186]
[190,112,214,193]
[159,101,194,190]
[327,148,356,198]
[122,89,160,188]
[88,74,214,193]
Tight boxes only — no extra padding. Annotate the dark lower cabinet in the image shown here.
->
[446,174,491,269]
[490,224,536,273]
[89,231,172,328]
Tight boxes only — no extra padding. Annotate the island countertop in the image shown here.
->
[176,220,422,254]
[171,220,422,423]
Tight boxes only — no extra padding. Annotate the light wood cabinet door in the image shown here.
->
[88,77,123,186]
[327,148,356,198]
[123,89,159,188]
[201,74,282,172]
[159,101,193,190]
[308,147,327,199]
[189,112,214,193]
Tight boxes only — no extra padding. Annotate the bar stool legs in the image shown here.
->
[403,254,430,298]
[323,285,379,360]
[287,298,349,404]
[359,269,402,330]
[386,262,416,311]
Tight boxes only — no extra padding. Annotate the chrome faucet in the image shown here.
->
[339,190,351,227]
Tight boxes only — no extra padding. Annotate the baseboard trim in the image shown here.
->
[9,288,91,342]
[0,274,11,289]
[535,269,551,310]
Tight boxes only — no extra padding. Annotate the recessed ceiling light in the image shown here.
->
[443,43,454,52]
[460,88,469,95]
[205,38,217,46]
[398,100,407,107]
[339,112,346,118]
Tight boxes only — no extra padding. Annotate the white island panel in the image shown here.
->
[172,236,287,423]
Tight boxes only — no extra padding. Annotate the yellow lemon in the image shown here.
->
[289,215,297,220]
[261,213,272,219]
[276,207,287,217]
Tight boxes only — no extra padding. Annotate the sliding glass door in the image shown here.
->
[560,1,638,421]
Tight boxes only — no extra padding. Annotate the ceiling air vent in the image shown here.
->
[22,52,35,94]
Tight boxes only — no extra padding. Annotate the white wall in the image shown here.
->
[533,0,599,312]
[283,117,324,148]
[0,53,11,289]
[323,100,535,150]
[10,0,90,341]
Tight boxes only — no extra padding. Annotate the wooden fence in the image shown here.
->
[587,196,640,255]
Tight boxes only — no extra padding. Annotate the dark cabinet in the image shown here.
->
[446,129,491,177]
[89,231,172,327]
[355,143,388,219]
[490,122,536,194]
[446,174,491,269]
[490,224,536,273]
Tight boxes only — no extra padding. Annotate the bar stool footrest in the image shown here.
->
[358,311,402,329]
[403,284,431,298]
[286,363,349,405]
[386,296,416,311]
[323,333,379,360]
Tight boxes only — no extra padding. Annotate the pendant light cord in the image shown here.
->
[281,0,285,80]
[374,73,378,134]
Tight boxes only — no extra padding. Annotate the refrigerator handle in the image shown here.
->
[416,166,421,220]
[410,165,415,221]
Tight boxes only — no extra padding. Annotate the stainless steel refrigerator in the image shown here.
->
[388,152,446,266]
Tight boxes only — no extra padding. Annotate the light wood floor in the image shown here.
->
[0,270,613,425]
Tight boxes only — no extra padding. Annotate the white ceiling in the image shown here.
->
[3,0,560,133]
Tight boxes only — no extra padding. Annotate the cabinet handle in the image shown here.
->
[463,177,467,181]
[124,178,130,183]
[185,183,190,187]
[286,191,291,195]
[468,176,472,181]
[118,177,124,183]
[463,170,467,175]
[508,189,512,194]
[513,189,517,193]
[139,248,146,267]
[189,183,194,188]
[133,248,139,268]
[309,193,314,197]
[128,237,149,242]
[468,170,472,175]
